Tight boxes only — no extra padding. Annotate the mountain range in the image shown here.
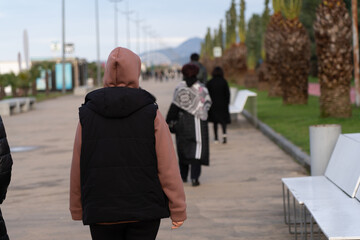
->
[140,37,203,66]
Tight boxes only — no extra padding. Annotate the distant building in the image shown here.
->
[0,61,29,74]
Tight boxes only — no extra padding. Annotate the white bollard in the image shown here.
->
[309,124,341,176]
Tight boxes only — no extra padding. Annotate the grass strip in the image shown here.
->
[239,87,360,154]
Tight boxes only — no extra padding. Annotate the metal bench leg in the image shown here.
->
[310,216,314,240]
[282,183,288,225]
[300,204,304,240]
[285,187,301,235]
[288,189,292,233]
[303,205,307,240]
[294,196,298,240]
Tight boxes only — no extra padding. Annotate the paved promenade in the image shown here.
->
[2,78,307,240]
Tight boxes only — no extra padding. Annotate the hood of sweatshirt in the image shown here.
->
[103,47,141,88]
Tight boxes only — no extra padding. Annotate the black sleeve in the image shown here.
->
[166,103,180,133]
[0,117,12,204]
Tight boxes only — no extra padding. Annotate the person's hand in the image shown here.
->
[172,221,184,229]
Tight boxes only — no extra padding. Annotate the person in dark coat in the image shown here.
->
[206,66,231,144]
[166,63,212,187]
[0,116,13,240]
[190,53,208,84]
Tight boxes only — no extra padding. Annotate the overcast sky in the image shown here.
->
[0,0,266,62]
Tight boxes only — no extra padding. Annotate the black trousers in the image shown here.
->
[213,122,227,140]
[0,208,9,240]
[179,161,201,181]
[90,220,160,240]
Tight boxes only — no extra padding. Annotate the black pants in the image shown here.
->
[90,220,160,240]
[0,208,9,240]
[213,122,227,140]
[179,161,201,181]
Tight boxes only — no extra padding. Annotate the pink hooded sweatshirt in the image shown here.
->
[69,47,187,223]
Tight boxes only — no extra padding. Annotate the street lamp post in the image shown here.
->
[109,0,123,48]
[122,0,133,49]
[142,25,150,66]
[62,0,66,93]
[95,0,101,86]
[134,13,144,54]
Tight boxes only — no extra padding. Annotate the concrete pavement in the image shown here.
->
[2,78,307,239]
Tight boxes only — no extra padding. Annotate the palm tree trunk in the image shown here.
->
[12,86,17,97]
[31,81,37,96]
[45,70,49,96]
[320,86,352,117]
[0,87,5,100]
[314,0,353,117]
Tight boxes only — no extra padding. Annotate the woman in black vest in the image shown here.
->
[166,63,212,187]
[70,47,186,240]
[0,116,13,240]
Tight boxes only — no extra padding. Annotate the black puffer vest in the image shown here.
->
[79,87,170,225]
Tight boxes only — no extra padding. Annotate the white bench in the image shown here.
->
[282,134,360,239]
[230,87,238,106]
[0,97,36,116]
[229,89,257,125]
[305,196,360,240]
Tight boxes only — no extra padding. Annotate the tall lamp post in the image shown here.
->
[95,0,101,86]
[142,25,151,66]
[352,0,360,106]
[122,0,133,49]
[62,0,66,94]
[109,0,123,47]
[134,13,144,54]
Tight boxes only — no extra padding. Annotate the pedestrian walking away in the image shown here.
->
[166,63,212,187]
[69,47,186,240]
[190,53,208,84]
[206,66,231,144]
[0,116,13,240]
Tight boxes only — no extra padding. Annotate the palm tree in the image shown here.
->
[29,63,41,96]
[38,61,55,96]
[18,70,31,96]
[265,0,285,97]
[0,74,10,99]
[4,72,19,97]
[313,0,353,117]
[280,0,311,104]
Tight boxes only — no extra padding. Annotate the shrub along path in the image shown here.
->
[2,78,306,240]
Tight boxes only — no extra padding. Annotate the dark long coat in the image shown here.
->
[206,77,231,124]
[0,116,12,240]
